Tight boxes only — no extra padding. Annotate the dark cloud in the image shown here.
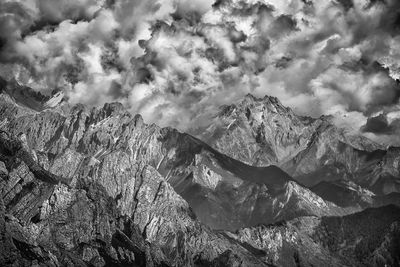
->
[270,14,298,37]
[373,0,400,34]
[335,0,354,11]
[361,112,400,145]
[0,2,35,62]
[362,114,394,134]
[107,80,124,99]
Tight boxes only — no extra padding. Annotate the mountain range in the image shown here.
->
[1,78,400,266]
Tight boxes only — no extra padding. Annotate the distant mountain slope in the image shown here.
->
[281,122,400,191]
[311,179,400,209]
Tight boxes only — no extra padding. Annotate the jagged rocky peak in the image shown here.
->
[100,102,126,117]
[83,102,132,127]
[242,93,290,113]
[200,93,319,166]
[219,93,294,119]
[203,91,383,167]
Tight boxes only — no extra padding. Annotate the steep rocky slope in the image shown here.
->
[0,82,349,231]
[200,93,400,196]
[0,130,268,266]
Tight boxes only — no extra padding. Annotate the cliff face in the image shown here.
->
[1,81,400,267]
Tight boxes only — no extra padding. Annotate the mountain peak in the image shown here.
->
[101,102,126,117]
[216,93,292,121]
[201,93,315,165]
[242,93,283,106]
[237,93,294,120]
[243,93,260,102]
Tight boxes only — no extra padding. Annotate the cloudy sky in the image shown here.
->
[1,0,400,145]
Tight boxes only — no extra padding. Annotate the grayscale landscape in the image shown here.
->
[1,0,400,266]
